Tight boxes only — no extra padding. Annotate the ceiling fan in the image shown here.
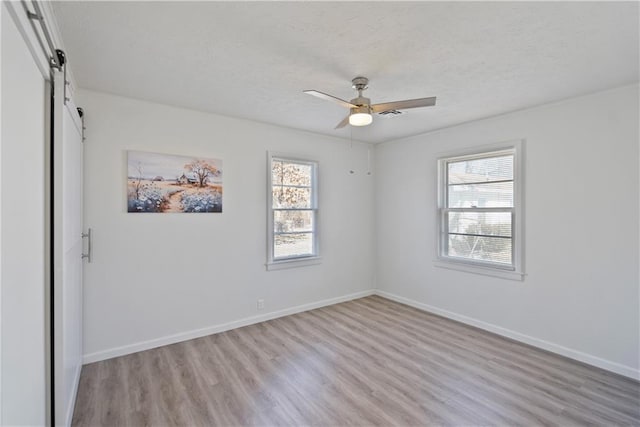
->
[304,76,436,129]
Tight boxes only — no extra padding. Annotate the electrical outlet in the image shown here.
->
[257,299,265,310]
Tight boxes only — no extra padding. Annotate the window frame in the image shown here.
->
[266,152,321,271]
[435,141,525,281]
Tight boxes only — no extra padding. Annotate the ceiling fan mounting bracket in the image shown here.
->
[351,76,369,92]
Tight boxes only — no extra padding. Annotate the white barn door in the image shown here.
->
[52,71,84,427]
[1,3,48,424]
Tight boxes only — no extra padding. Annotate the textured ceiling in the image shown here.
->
[52,1,639,144]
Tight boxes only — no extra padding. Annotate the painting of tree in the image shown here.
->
[184,159,220,187]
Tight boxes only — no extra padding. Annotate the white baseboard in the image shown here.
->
[82,287,638,381]
[83,290,374,364]
[374,290,640,381]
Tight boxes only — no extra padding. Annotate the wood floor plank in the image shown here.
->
[321,303,562,424]
[72,296,640,426]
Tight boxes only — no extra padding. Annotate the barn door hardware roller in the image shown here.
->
[77,107,86,142]
[24,1,64,70]
[55,49,71,105]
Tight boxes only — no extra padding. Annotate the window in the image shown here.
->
[437,142,524,280]
[267,154,320,270]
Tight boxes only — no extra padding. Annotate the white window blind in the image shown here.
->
[437,142,524,279]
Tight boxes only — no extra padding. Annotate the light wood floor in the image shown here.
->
[73,296,640,426]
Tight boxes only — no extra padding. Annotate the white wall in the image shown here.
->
[375,84,639,378]
[1,3,47,424]
[79,85,638,379]
[78,90,375,361]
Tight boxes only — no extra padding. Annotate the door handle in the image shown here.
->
[81,228,92,263]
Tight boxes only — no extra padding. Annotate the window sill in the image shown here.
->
[434,260,525,281]
[266,256,322,271]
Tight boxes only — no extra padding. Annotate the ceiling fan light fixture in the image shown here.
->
[349,113,372,126]
[349,106,372,126]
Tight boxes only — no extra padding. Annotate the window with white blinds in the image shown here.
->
[437,142,524,279]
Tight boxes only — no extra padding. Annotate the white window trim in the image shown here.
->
[435,140,526,281]
[266,152,321,271]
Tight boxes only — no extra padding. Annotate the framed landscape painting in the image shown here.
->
[127,151,223,213]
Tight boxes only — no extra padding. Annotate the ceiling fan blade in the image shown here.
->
[371,97,437,113]
[335,115,350,129]
[304,90,357,109]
